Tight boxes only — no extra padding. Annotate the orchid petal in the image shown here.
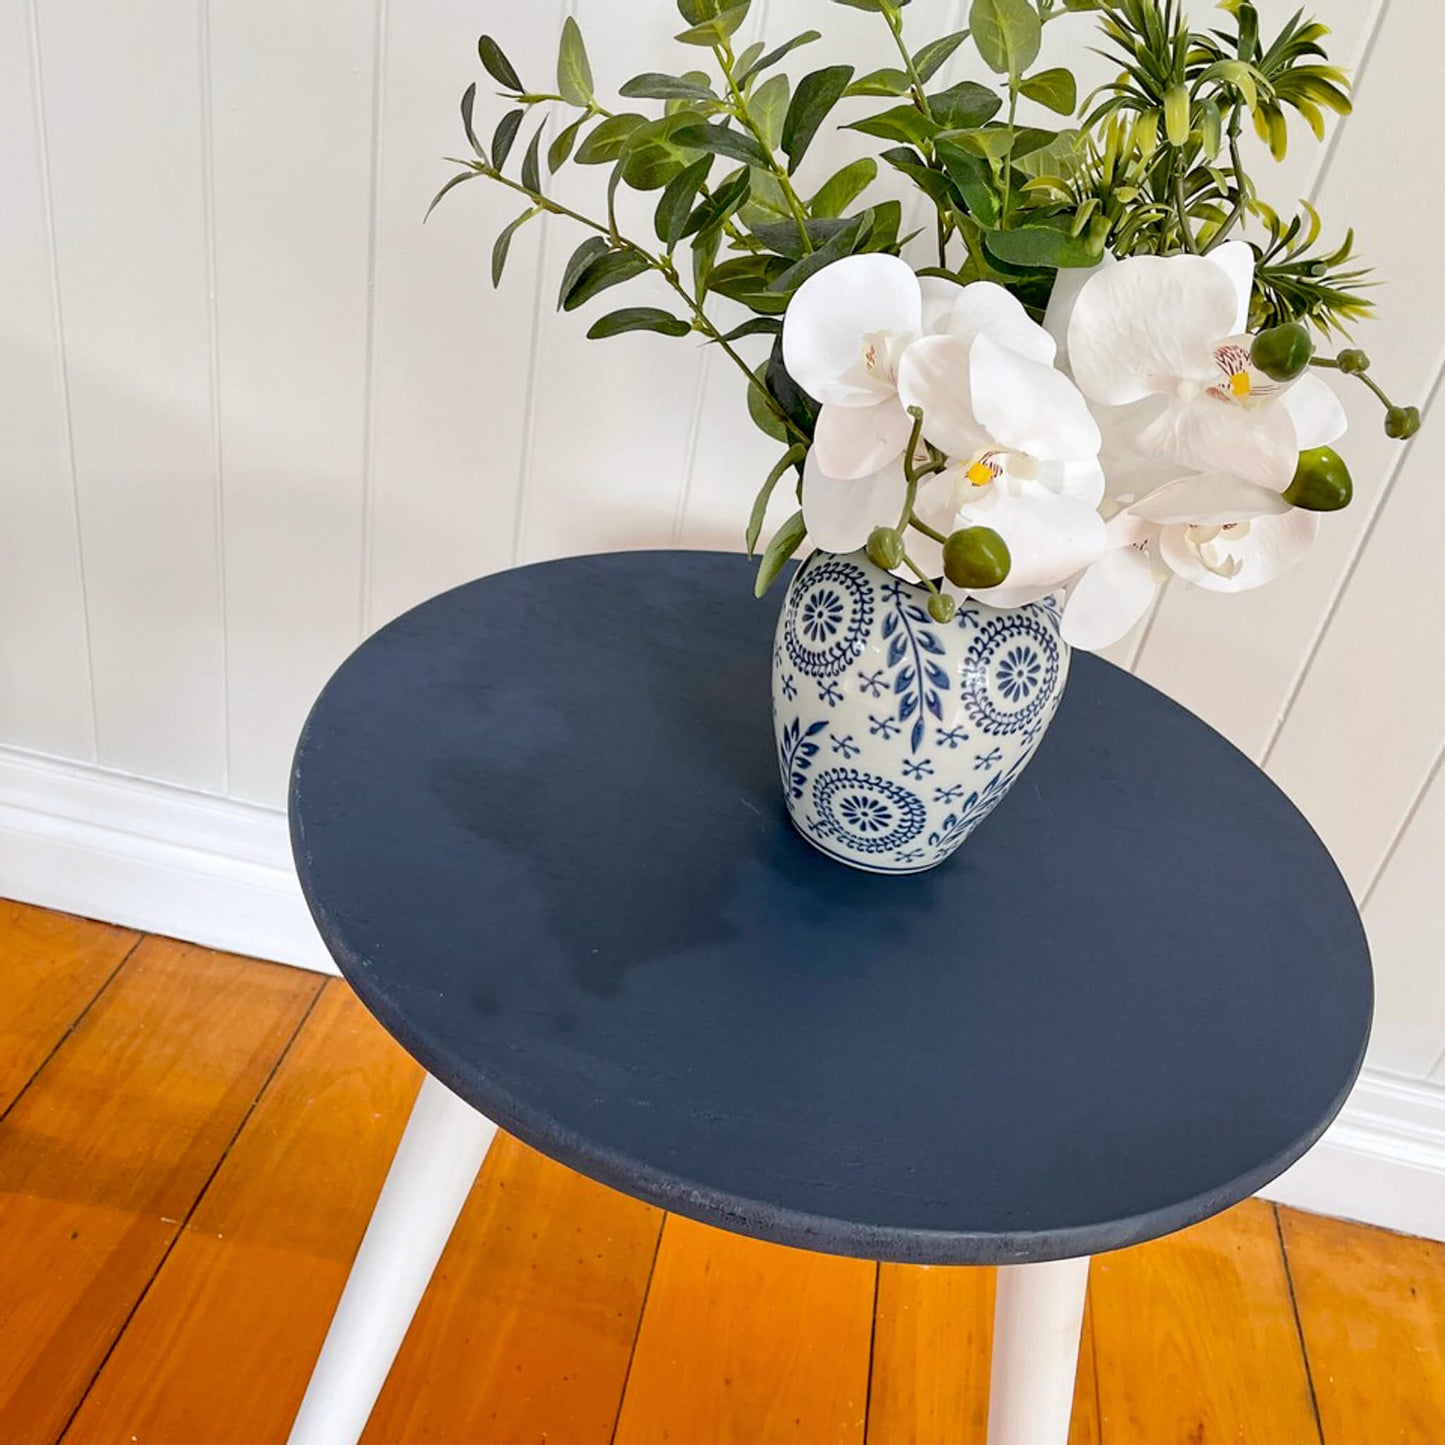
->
[801,448,908,555]
[1068,254,1238,405]
[895,335,993,460]
[1045,456,1107,507]
[1158,507,1320,592]
[944,281,1057,364]
[969,333,1102,461]
[1061,545,1159,649]
[919,274,966,335]
[1136,392,1297,488]
[971,580,1060,609]
[782,254,922,407]
[1283,371,1348,450]
[1043,258,1111,366]
[1207,240,1256,334]
[813,398,914,480]
[1129,471,1292,526]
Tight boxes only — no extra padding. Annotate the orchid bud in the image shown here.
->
[943,527,1012,590]
[1250,322,1313,383]
[866,526,905,571]
[927,592,957,624]
[1284,447,1353,513]
[1385,406,1421,440]
[1337,349,1370,375]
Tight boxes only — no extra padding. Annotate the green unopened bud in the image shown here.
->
[1385,405,1421,440]
[1283,446,1353,512]
[1250,322,1313,383]
[866,526,905,571]
[1337,348,1371,375]
[927,591,957,624]
[942,527,1012,590]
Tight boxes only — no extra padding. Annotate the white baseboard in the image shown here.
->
[1260,1068,1445,1241]
[0,745,335,974]
[0,744,1441,1239]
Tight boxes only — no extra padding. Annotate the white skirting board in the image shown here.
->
[0,743,1441,1240]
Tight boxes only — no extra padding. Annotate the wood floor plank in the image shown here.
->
[62,981,421,1445]
[0,937,319,1443]
[1089,1199,1321,1443]
[0,900,138,1114]
[1280,1207,1445,1443]
[867,1265,1101,1445]
[614,1215,876,1444]
[362,1135,664,1444]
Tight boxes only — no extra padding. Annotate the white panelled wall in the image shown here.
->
[2,0,1442,1234]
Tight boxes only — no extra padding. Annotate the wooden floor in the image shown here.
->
[1,902,1442,1443]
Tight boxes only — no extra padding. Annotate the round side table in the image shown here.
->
[285,551,1371,1445]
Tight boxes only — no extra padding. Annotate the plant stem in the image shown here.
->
[1206,113,1248,250]
[1172,168,1201,255]
[1002,83,1020,224]
[909,515,948,544]
[1310,355,1395,411]
[902,550,944,597]
[475,162,807,443]
[883,6,933,118]
[713,40,814,253]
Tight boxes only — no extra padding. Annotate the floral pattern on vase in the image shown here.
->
[771,549,1070,874]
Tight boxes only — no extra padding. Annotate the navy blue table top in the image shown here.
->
[290,550,1371,1265]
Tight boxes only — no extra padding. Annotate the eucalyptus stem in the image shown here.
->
[1172,168,1201,255]
[883,5,934,118]
[474,162,807,444]
[714,40,814,253]
[1002,83,1020,224]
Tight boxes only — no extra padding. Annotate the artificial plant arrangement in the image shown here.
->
[434,0,1422,874]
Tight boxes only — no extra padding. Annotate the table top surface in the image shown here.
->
[290,550,1371,1265]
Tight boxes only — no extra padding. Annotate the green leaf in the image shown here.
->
[912,30,970,84]
[620,115,704,190]
[423,169,479,223]
[561,249,652,311]
[655,156,713,246]
[491,108,524,169]
[520,125,544,193]
[670,122,771,170]
[548,115,585,172]
[682,166,751,239]
[982,221,1102,269]
[620,72,717,101]
[692,217,723,297]
[575,113,646,165]
[846,104,939,148]
[719,317,783,343]
[557,16,594,107]
[746,445,806,555]
[677,0,724,22]
[782,66,854,173]
[969,0,1041,77]
[928,80,1003,129]
[752,74,791,153]
[748,362,789,440]
[768,214,867,293]
[478,36,522,92]
[587,307,692,339]
[934,139,999,223]
[709,255,793,314]
[675,2,751,46]
[747,215,857,259]
[1163,85,1190,147]
[845,68,911,98]
[880,145,957,210]
[809,157,877,217]
[754,510,808,597]
[491,207,539,286]
[736,30,821,85]
[556,236,610,309]
[1017,67,1076,116]
[461,83,484,157]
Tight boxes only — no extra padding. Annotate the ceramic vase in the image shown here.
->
[771,549,1070,874]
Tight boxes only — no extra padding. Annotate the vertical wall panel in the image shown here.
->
[33,0,226,788]
[1361,751,1445,1077]
[1128,0,1380,756]
[0,1,95,761]
[208,0,378,805]
[365,0,568,632]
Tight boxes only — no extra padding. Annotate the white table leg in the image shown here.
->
[987,1255,1091,1445]
[287,1072,498,1445]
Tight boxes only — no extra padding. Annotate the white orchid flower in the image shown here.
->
[787,259,1105,579]
[1065,241,1347,489]
[782,253,961,483]
[1061,470,1321,649]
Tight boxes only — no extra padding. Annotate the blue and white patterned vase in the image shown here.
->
[771,549,1070,875]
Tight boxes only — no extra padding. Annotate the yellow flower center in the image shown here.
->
[1229,369,1252,400]
[965,452,1004,488]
